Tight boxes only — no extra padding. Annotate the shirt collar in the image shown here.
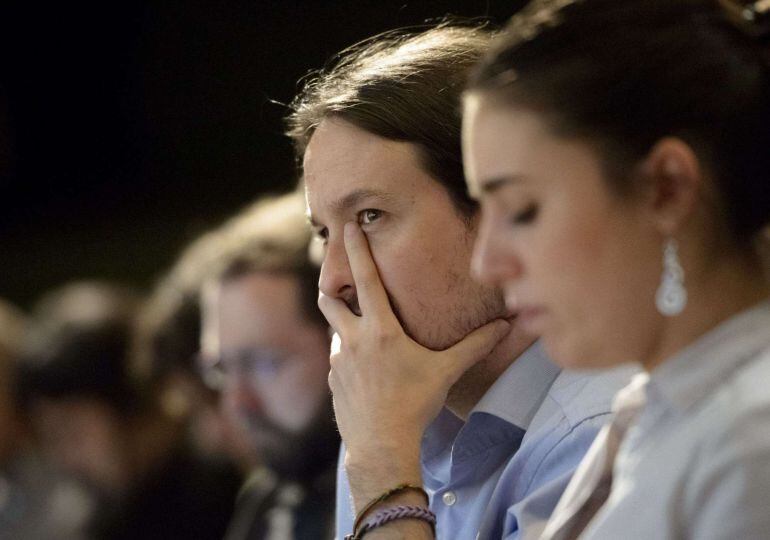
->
[648,299,770,412]
[421,340,559,466]
[471,340,561,430]
[422,408,464,465]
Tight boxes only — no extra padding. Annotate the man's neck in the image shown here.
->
[446,328,538,421]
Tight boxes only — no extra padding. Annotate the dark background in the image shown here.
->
[0,1,524,309]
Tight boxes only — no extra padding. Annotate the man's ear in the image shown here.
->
[639,137,704,236]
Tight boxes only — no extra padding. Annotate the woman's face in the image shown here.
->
[462,94,663,369]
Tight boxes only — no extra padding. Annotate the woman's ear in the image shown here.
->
[639,137,704,236]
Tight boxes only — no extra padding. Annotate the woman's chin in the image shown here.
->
[543,335,627,371]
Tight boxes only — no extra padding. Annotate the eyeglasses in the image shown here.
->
[198,348,297,390]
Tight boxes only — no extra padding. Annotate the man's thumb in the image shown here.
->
[444,319,511,383]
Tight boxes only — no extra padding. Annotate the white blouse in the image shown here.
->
[543,300,770,539]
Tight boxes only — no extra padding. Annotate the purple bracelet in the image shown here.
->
[347,505,436,539]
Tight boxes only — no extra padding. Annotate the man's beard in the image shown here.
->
[238,398,339,483]
[345,281,505,351]
[391,285,506,352]
[386,281,508,413]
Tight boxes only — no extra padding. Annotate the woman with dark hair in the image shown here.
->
[463,0,770,538]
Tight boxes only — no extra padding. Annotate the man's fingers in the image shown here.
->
[444,319,511,383]
[330,331,342,355]
[318,292,357,337]
[343,222,395,321]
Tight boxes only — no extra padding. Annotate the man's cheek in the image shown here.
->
[273,381,319,433]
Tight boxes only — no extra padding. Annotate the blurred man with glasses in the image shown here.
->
[199,191,338,540]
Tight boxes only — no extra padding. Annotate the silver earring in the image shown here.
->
[656,238,687,316]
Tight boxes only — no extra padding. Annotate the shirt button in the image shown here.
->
[442,491,457,506]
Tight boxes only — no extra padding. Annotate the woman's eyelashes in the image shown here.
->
[358,208,383,226]
[509,203,538,225]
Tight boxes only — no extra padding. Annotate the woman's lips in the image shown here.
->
[505,292,546,332]
[516,305,546,332]
[504,292,519,313]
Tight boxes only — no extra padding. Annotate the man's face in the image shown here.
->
[201,272,332,472]
[304,118,507,352]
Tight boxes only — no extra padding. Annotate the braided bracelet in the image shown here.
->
[346,505,437,540]
[351,483,428,535]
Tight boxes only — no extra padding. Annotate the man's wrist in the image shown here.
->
[345,442,422,480]
[345,443,424,513]
[349,495,435,540]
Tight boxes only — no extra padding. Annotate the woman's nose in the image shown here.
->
[471,208,523,286]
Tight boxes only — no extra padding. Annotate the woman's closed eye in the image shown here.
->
[509,203,538,225]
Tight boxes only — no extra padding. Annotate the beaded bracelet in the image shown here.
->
[351,483,429,535]
[346,505,437,540]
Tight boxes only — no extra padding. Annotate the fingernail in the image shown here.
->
[344,222,357,238]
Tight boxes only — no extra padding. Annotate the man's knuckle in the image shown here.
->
[329,352,342,370]
[374,324,398,342]
[343,337,359,354]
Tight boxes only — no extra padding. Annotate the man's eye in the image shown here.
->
[509,204,538,225]
[313,227,329,243]
[358,209,382,225]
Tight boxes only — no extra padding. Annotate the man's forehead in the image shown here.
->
[303,118,379,175]
[215,273,305,345]
[304,119,424,184]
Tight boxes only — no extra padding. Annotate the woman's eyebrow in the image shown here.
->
[470,174,526,199]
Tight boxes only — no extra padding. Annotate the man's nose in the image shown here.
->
[224,376,263,417]
[318,237,356,303]
[471,209,523,286]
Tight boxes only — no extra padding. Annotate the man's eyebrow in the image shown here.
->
[308,188,397,227]
[332,188,397,214]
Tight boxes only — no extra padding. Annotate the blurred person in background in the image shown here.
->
[133,234,256,473]
[199,191,339,540]
[18,281,238,540]
[0,298,93,540]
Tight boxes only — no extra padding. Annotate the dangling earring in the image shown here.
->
[656,238,687,316]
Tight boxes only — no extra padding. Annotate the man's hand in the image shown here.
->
[320,222,510,478]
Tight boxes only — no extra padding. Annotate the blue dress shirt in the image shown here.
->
[334,341,637,539]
